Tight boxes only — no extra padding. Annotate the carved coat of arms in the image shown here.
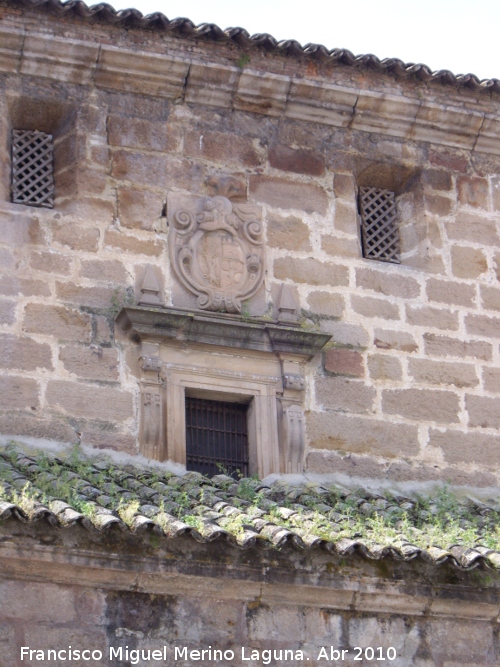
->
[168,193,264,314]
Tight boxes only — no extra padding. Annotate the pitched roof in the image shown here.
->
[1,445,500,572]
[8,0,500,95]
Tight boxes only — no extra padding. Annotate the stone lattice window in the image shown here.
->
[11,130,54,208]
[185,397,249,479]
[359,186,400,264]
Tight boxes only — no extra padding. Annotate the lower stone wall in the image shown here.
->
[1,522,499,667]
[1,582,495,667]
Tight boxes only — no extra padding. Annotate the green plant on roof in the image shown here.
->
[117,498,141,527]
[236,53,250,69]
[218,512,246,537]
[9,482,42,519]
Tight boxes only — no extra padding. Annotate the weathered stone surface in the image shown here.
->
[250,175,328,214]
[274,258,349,286]
[52,221,100,252]
[268,144,325,176]
[423,333,492,360]
[424,193,454,217]
[316,376,375,412]
[80,427,136,453]
[428,619,493,664]
[494,250,500,281]
[426,278,476,307]
[107,115,176,152]
[482,367,500,393]
[382,388,460,423]
[356,267,421,298]
[450,245,488,279]
[430,428,500,466]
[333,172,356,199]
[367,354,403,381]
[30,250,72,275]
[185,129,261,167]
[247,604,302,642]
[408,358,478,388]
[321,235,360,258]
[446,212,500,246]
[0,376,39,410]
[0,334,53,371]
[306,449,387,477]
[307,412,419,457]
[104,229,164,256]
[348,617,418,661]
[112,151,204,191]
[466,395,500,429]
[322,321,370,347]
[387,461,497,487]
[406,305,459,331]
[94,315,113,344]
[374,328,418,352]
[324,348,364,376]
[80,259,130,284]
[117,188,164,231]
[0,275,51,297]
[351,294,400,320]
[59,345,119,381]
[266,213,311,251]
[334,201,358,234]
[465,313,500,338]
[0,622,18,667]
[421,168,453,191]
[46,381,133,422]
[480,285,500,311]
[0,300,16,325]
[23,304,92,342]
[429,149,468,173]
[0,215,45,247]
[307,291,345,318]
[457,175,489,209]
[0,581,77,622]
[0,412,77,442]
[56,282,118,310]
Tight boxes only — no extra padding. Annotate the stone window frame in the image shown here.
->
[161,363,280,478]
[117,305,331,478]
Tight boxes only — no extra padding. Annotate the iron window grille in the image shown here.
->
[185,397,249,479]
[359,186,400,264]
[11,130,54,208]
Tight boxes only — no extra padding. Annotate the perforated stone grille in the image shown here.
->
[12,130,54,208]
[359,186,400,264]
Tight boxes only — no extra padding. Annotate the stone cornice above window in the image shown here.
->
[116,306,331,360]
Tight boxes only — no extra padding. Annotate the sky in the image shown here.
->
[103,0,500,80]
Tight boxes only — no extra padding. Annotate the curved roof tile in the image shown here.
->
[2,446,500,571]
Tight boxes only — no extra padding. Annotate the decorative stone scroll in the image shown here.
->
[168,193,264,314]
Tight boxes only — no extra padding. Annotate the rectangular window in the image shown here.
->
[185,397,249,479]
[359,186,400,264]
[12,129,54,208]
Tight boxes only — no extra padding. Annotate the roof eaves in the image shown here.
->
[1,445,500,572]
[6,0,500,95]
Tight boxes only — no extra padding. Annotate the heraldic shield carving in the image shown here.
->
[168,193,264,314]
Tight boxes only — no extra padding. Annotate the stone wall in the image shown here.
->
[1,521,499,667]
[1,4,500,484]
